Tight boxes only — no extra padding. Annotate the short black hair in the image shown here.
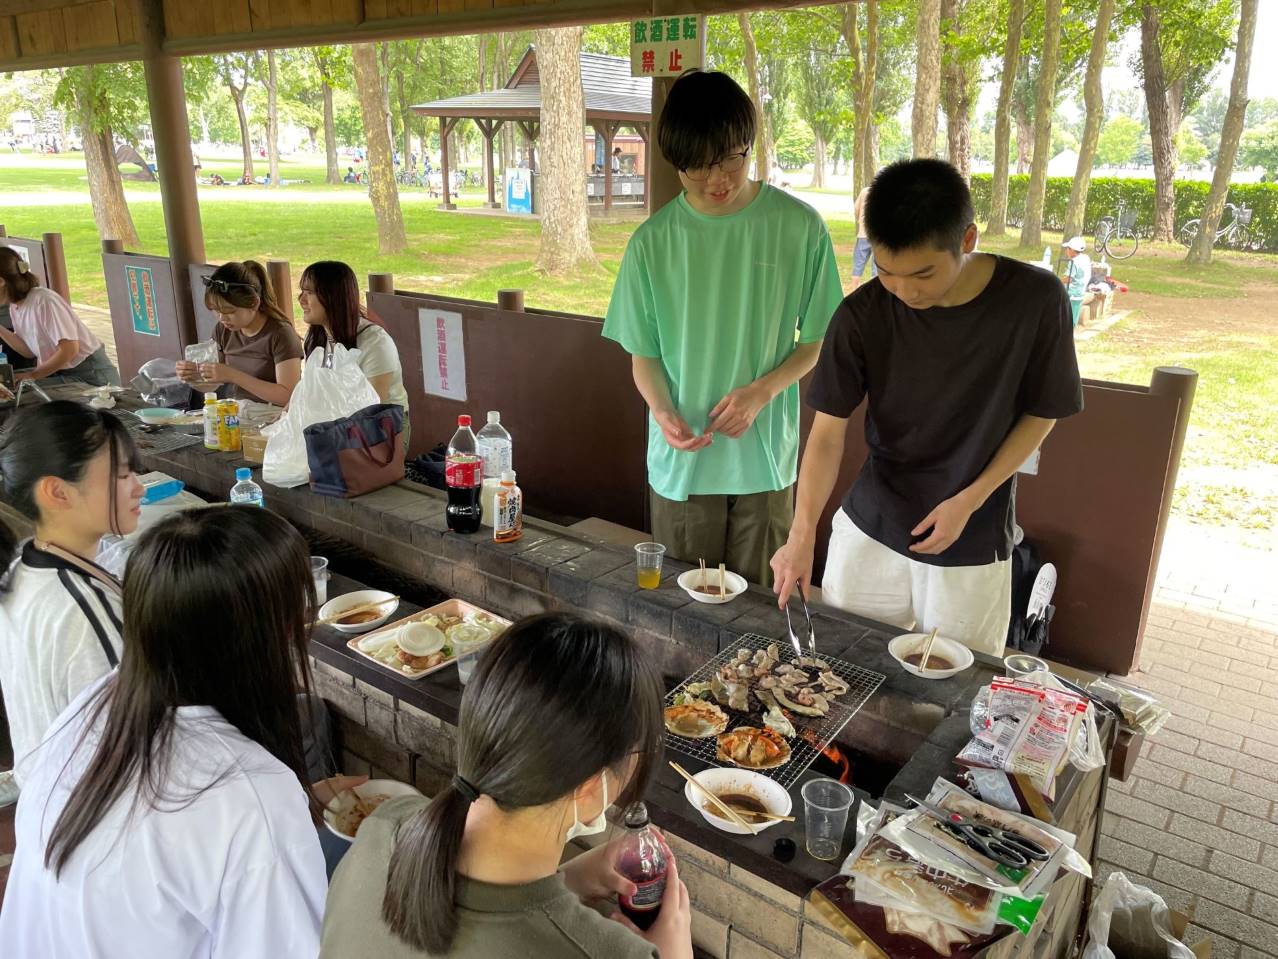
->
[864,159,975,256]
[657,70,756,172]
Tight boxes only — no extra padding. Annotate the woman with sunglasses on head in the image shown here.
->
[320,612,692,959]
[0,402,143,788]
[299,260,409,415]
[0,247,121,387]
[0,507,329,958]
[176,260,303,406]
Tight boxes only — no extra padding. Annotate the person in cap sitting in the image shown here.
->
[1060,237,1092,327]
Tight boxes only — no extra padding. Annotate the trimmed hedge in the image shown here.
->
[969,174,1278,251]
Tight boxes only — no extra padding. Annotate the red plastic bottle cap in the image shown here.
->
[458,415,472,427]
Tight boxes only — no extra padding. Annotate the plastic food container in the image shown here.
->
[241,430,268,465]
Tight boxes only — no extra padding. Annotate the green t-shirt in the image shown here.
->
[603,184,844,502]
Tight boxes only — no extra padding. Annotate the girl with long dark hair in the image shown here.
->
[0,402,142,786]
[299,260,408,415]
[319,613,692,959]
[0,247,121,387]
[0,507,328,957]
[175,259,303,405]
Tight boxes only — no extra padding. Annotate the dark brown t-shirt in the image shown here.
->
[806,254,1083,567]
[215,319,304,400]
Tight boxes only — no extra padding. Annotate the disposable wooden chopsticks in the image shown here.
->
[669,761,759,835]
[718,562,727,599]
[316,595,399,627]
[919,627,940,670]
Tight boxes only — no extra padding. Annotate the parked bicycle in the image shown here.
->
[1177,202,1262,251]
[1093,203,1140,260]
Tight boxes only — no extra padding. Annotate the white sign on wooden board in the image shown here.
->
[418,307,467,402]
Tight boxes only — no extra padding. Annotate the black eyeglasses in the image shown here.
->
[682,150,750,182]
[201,275,256,295]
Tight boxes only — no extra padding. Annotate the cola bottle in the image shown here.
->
[616,802,668,931]
[446,415,483,535]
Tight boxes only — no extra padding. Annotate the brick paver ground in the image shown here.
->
[1099,518,1278,959]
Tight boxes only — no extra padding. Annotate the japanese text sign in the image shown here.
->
[631,15,703,77]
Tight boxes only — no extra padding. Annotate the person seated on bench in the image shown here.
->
[176,260,302,406]
[0,248,121,388]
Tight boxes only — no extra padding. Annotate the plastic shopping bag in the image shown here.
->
[1082,872,1195,959]
[262,345,379,488]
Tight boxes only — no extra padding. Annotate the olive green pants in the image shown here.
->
[650,486,794,588]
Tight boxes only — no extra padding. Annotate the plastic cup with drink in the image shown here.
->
[634,542,666,590]
[310,556,329,606]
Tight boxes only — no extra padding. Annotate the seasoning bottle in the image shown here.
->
[202,393,219,450]
[493,470,523,544]
[616,802,668,931]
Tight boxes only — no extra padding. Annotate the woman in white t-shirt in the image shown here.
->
[0,247,121,387]
[0,402,142,789]
[0,507,329,959]
[299,260,409,417]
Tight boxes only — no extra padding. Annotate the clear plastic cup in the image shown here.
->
[310,556,329,606]
[802,778,855,861]
[635,542,666,590]
[453,633,487,685]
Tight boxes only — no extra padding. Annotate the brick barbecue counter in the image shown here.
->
[3,388,1111,959]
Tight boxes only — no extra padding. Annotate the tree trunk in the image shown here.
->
[352,42,407,254]
[322,78,339,185]
[912,0,942,157]
[988,0,1023,235]
[1063,0,1116,241]
[940,0,973,182]
[1188,0,1257,264]
[396,70,413,171]
[1014,100,1033,174]
[1020,0,1062,248]
[77,77,139,247]
[857,0,878,195]
[266,50,281,189]
[810,131,827,188]
[231,86,254,181]
[1141,3,1178,242]
[532,26,595,274]
[738,13,772,181]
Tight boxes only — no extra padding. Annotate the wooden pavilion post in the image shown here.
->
[636,123,651,212]
[138,0,205,344]
[518,121,539,173]
[475,118,504,209]
[439,117,457,211]
[594,120,621,214]
[649,6,706,212]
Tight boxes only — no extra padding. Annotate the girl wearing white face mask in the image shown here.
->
[320,614,692,959]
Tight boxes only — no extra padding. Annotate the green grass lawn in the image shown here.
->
[4,151,1276,536]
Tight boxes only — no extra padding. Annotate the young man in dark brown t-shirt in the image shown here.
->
[771,159,1083,655]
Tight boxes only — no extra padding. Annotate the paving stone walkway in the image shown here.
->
[1099,518,1278,959]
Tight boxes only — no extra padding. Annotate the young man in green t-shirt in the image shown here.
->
[602,71,844,586]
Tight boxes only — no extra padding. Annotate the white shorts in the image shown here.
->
[822,510,1012,657]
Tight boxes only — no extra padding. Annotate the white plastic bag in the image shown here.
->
[1083,872,1195,959]
[262,346,379,488]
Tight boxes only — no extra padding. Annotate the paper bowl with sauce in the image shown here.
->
[682,768,791,835]
[888,633,974,680]
[676,569,748,605]
[319,590,399,634]
[323,779,422,842]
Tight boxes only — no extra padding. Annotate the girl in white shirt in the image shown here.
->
[0,506,329,959]
[298,260,410,418]
[0,402,143,785]
[0,247,121,387]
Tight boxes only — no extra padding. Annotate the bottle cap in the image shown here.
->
[458,415,472,427]
[772,837,796,862]
[235,468,251,481]
[501,470,516,484]
[622,802,650,829]
[487,411,501,424]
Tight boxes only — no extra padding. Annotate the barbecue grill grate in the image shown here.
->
[122,416,204,454]
[665,633,885,789]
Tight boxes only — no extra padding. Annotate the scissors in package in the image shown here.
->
[904,794,1051,869]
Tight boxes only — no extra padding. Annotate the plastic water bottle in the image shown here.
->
[476,411,513,479]
[229,467,264,507]
[202,392,219,450]
[1041,246,1053,268]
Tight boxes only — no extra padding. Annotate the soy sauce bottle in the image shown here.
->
[616,802,668,930]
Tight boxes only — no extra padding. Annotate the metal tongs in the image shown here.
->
[15,379,51,405]
[783,591,816,660]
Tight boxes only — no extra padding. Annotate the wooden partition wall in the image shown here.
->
[368,288,648,531]
[0,228,71,302]
[367,284,1191,676]
[102,246,189,382]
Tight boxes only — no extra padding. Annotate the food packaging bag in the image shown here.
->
[183,339,219,366]
[1082,872,1195,959]
[262,346,379,488]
